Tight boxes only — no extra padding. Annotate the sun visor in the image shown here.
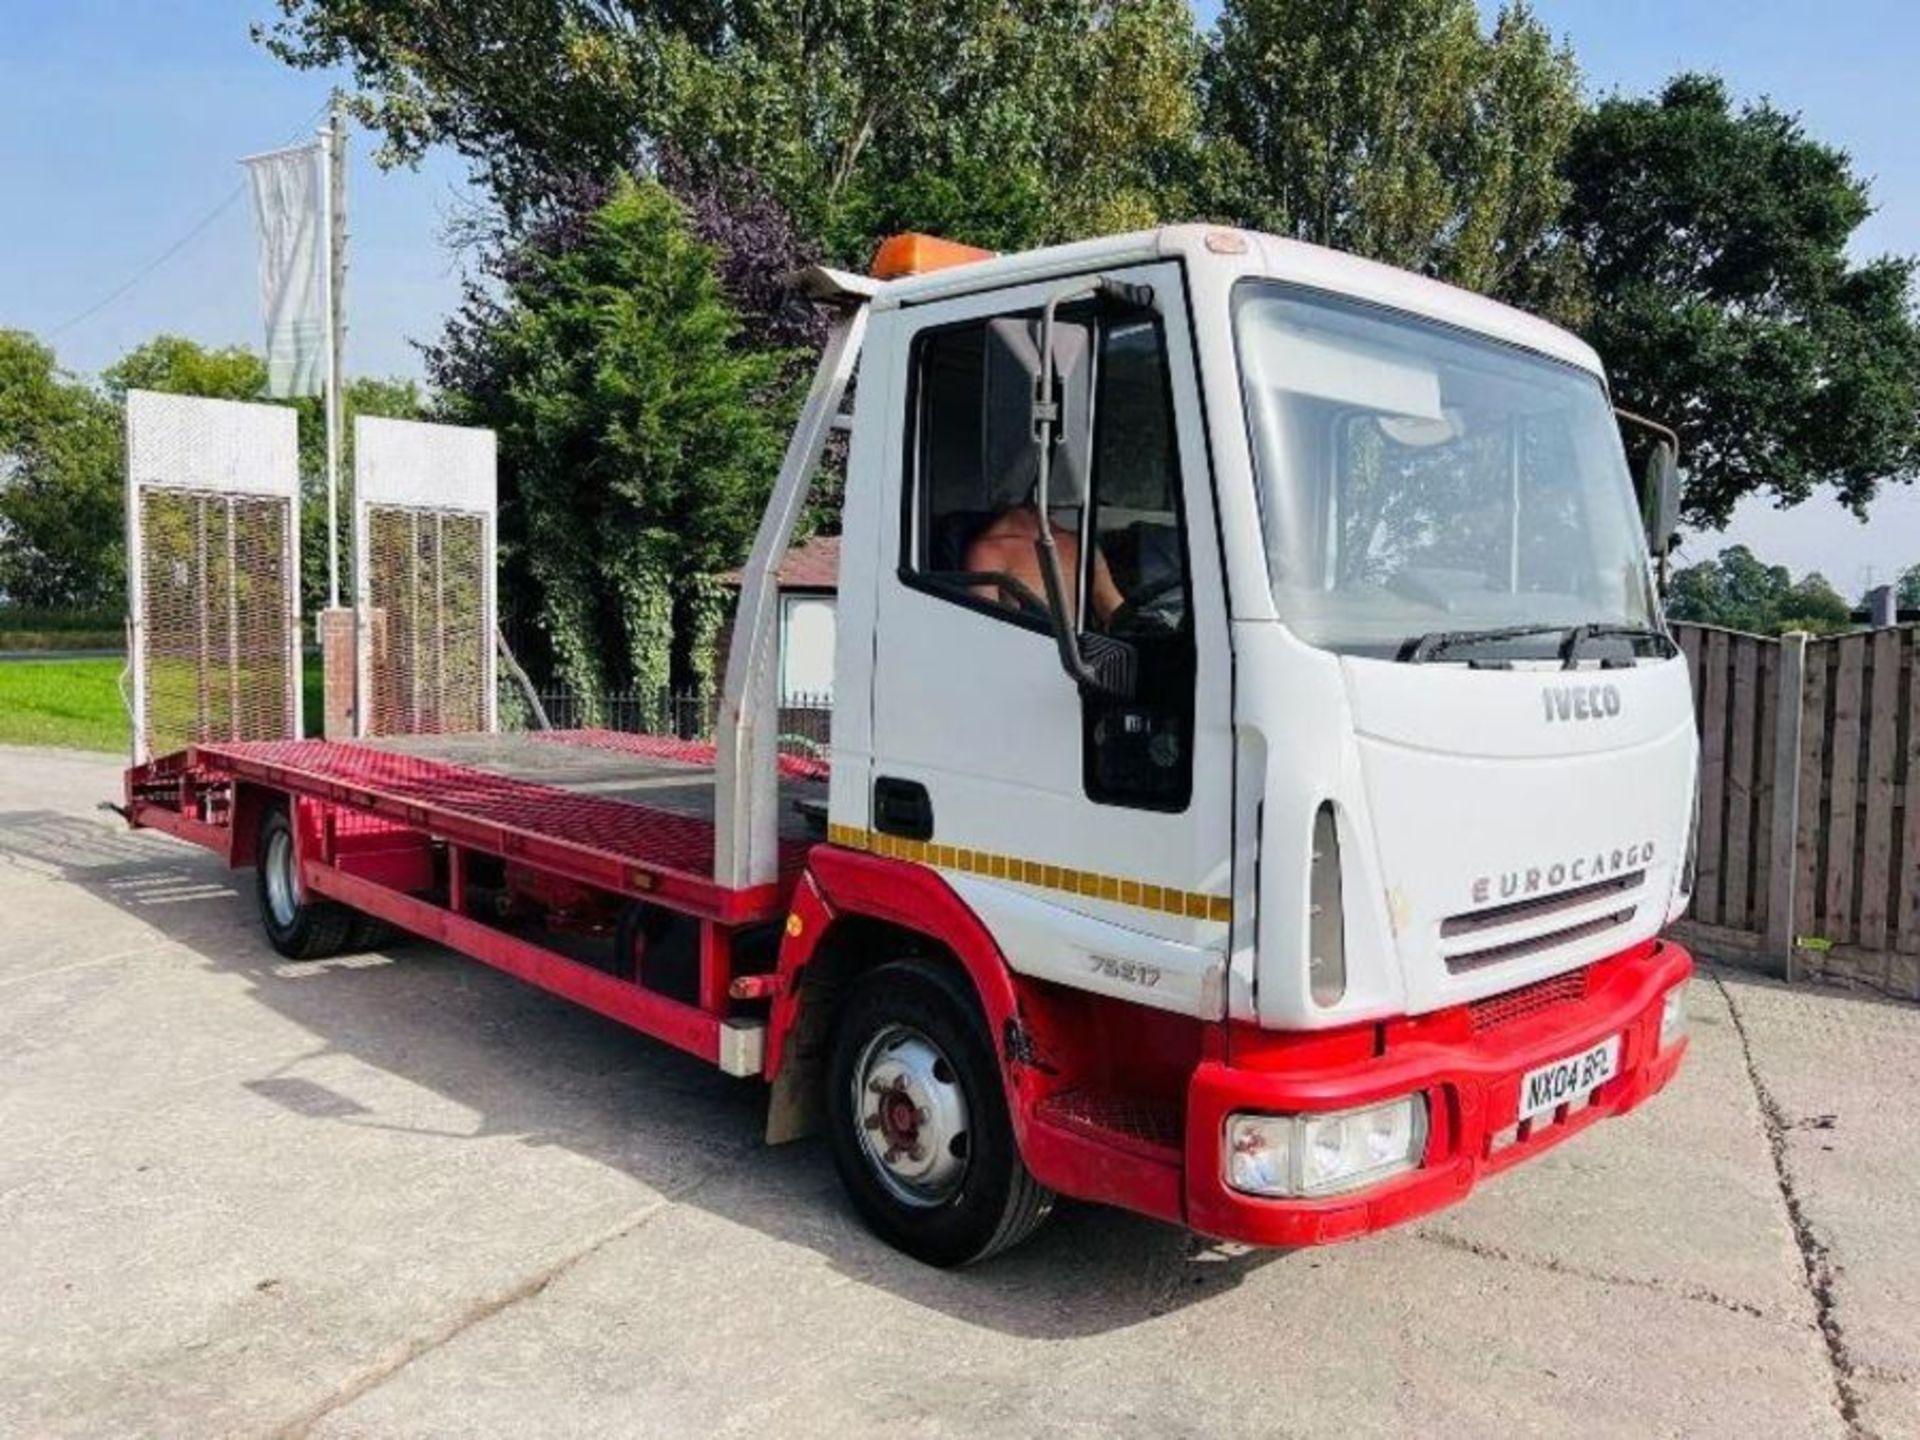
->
[984,316,1092,509]
[1247,318,1443,421]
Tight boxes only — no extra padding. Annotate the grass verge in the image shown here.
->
[0,658,324,753]
[0,658,129,751]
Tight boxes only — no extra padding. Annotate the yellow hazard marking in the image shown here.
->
[826,823,1231,924]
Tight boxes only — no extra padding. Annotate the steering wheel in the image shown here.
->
[1107,574,1186,636]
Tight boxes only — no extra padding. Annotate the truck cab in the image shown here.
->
[764,226,1695,1262]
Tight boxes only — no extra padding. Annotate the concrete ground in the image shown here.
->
[0,743,1913,1440]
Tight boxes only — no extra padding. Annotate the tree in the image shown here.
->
[0,331,121,607]
[1899,563,1920,611]
[426,175,793,706]
[1203,0,1584,319]
[1563,74,1920,528]
[1665,544,1853,634]
[102,335,421,613]
[258,1,1203,261]
[102,336,266,402]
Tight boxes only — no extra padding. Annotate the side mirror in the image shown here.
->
[1643,439,1681,558]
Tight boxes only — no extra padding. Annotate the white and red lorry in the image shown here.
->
[125,225,1697,1266]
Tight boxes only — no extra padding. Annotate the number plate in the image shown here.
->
[1518,1034,1621,1121]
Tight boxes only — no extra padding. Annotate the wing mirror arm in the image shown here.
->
[1030,277,1155,701]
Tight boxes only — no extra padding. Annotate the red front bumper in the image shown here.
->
[1184,940,1693,1247]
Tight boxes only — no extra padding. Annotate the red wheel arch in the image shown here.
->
[768,845,1025,1084]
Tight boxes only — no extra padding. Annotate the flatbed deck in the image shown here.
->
[150,730,827,925]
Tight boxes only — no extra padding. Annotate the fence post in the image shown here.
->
[1766,631,1809,981]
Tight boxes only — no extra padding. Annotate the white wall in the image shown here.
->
[780,593,836,702]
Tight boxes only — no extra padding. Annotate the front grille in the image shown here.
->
[1468,969,1589,1035]
[1445,907,1637,974]
[1034,1089,1182,1155]
[1441,869,1645,937]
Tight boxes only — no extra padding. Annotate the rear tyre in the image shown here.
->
[826,959,1054,1267]
[346,913,404,953]
[255,805,356,961]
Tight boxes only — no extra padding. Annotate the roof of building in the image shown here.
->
[721,533,840,591]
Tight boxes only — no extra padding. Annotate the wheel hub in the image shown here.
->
[263,827,298,929]
[852,1024,969,1206]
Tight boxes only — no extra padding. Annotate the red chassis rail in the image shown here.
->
[128,743,1692,1247]
[126,738,806,1075]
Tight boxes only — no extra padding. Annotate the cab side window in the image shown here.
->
[904,313,1094,628]
[1089,317,1189,640]
[902,298,1196,810]
[904,311,1190,634]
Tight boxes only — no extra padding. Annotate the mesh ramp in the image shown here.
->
[125,392,302,764]
[354,417,497,736]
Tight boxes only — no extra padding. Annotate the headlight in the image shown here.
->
[1660,983,1689,1050]
[1226,1095,1428,1198]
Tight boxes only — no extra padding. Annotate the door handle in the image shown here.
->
[873,776,934,841]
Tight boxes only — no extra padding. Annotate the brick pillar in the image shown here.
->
[319,608,356,738]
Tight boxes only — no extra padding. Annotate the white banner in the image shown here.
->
[242,143,325,398]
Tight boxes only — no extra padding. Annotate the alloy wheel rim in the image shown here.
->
[264,828,298,929]
[850,1023,971,1207]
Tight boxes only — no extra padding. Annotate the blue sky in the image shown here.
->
[2,0,1915,587]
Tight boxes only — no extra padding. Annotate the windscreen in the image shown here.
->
[1235,282,1656,660]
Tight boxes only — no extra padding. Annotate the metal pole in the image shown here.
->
[318,93,347,610]
[433,510,446,728]
[410,509,423,733]
[226,496,241,739]
[195,497,211,741]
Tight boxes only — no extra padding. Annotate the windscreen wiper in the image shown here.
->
[1400,624,1573,664]
[1559,623,1678,668]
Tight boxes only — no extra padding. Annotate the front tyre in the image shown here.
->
[826,959,1054,1266]
[255,805,356,960]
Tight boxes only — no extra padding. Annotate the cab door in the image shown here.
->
[865,262,1233,1019]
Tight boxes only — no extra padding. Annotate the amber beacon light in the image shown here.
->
[870,232,997,281]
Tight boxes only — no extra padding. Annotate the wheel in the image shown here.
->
[255,805,356,960]
[347,913,404,953]
[826,959,1054,1266]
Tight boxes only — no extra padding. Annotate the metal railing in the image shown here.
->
[501,684,833,754]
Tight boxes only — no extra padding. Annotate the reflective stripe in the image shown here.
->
[827,823,1232,924]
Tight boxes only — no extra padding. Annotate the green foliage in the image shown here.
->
[5,331,420,615]
[0,604,121,632]
[434,175,793,695]
[680,571,732,700]
[1898,564,1920,611]
[1564,74,1920,528]
[260,1,1204,260]
[0,331,122,608]
[102,336,267,401]
[1665,545,1855,635]
[1205,0,1585,320]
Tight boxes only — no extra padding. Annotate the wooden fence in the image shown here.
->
[1672,621,1920,1001]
